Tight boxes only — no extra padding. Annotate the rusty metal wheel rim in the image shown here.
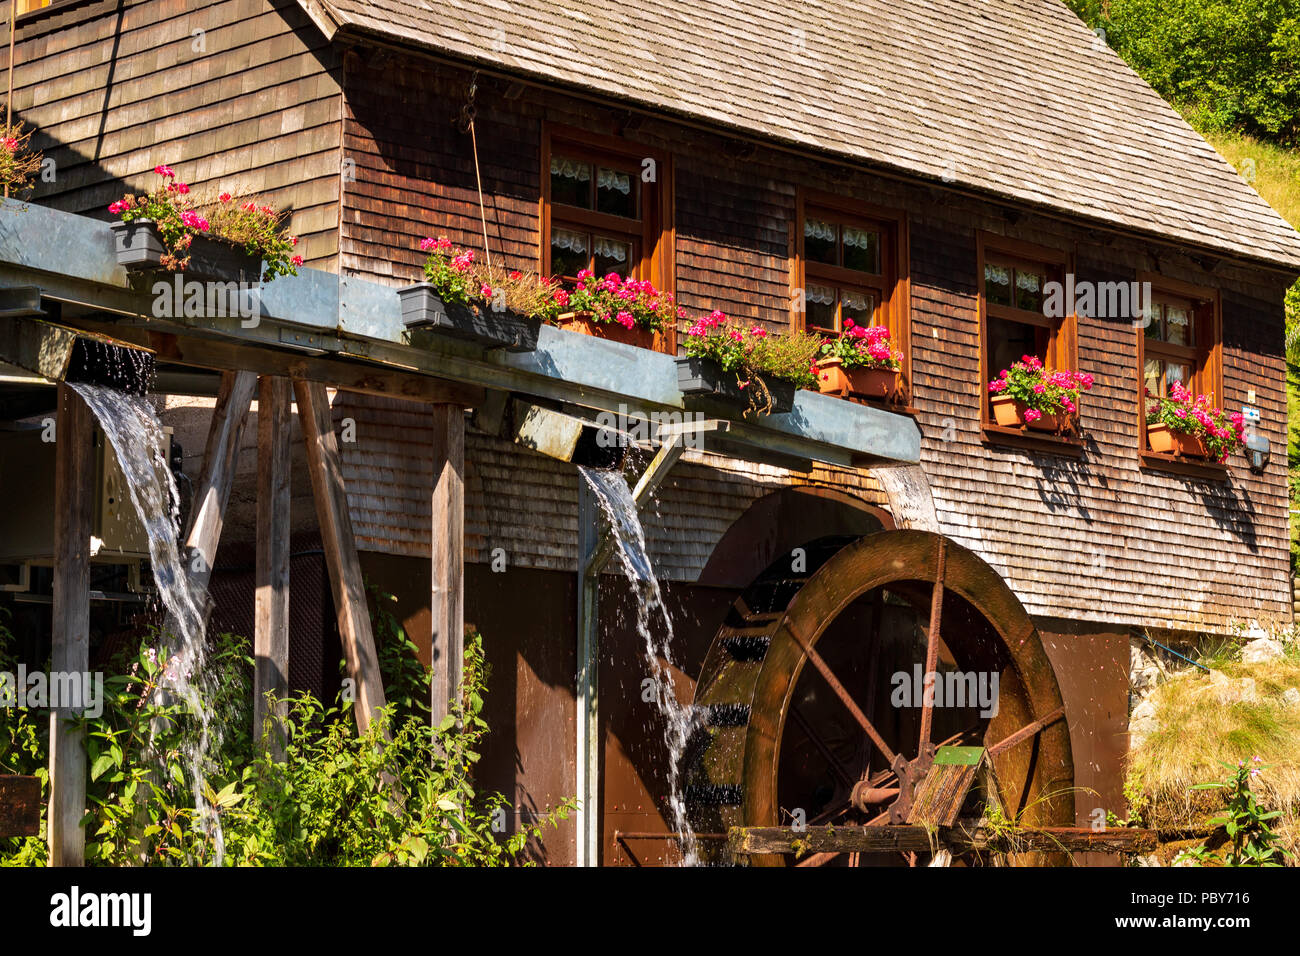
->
[686,530,1074,866]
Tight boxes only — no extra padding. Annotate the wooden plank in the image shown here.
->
[293,379,388,734]
[730,824,1157,856]
[49,384,94,867]
[184,370,257,598]
[0,776,41,838]
[0,316,75,380]
[430,403,466,727]
[254,376,292,758]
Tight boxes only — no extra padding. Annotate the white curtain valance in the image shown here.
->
[551,157,591,182]
[551,227,588,254]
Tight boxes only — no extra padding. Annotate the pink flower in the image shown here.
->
[616,311,635,329]
[291,255,304,266]
[154,164,176,179]
[0,137,18,151]
[553,289,570,307]
[480,284,494,298]
[219,192,232,203]
[1024,408,1042,422]
[108,200,126,215]
[1032,383,1046,394]
[576,268,594,281]
[988,380,1006,393]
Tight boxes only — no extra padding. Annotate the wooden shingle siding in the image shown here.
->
[7,0,343,266]
[333,52,1290,635]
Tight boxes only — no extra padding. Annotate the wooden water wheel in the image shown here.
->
[684,530,1078,866]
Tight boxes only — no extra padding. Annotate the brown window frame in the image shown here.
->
[540,124,675,351]
[793,190,910,402]
[1136,272,1223,473]
[976,232,1079,449]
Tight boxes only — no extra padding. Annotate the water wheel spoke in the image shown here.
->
[787,623,898,766]
[986,705,1066,757]
[790,705,857,789]
[917,538,946,752]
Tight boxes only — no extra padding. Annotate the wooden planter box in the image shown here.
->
[675,356,796,414]
[816,357,897,400]
[110,219,262,283]
[1146,421,1209,458]
[397,283,539,352]
[556,311,656,351]
[991,394,1068,433]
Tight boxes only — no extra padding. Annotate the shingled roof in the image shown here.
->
[299,0,1300,271]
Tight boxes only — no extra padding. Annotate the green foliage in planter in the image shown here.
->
[684,311,821,389]
[0,595,570,866]
[986,355,1092,424]
[1145,380,1246,463]
[109,165,302,280]
[818,321,902,371]
[0,122,42,198]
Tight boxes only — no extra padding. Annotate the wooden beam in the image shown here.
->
[184,370,257,598]
[49,383,94,866]
[0,776,41,838]
[254,376,292,758]
[293,379,388,734]
[0,316,75,380]
[729,824,1158,857]
[430,404,465,727]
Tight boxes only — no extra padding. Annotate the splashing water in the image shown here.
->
[578,466,699,866]
[70,383,224,864]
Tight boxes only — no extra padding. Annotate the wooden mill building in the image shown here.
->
[1,0,1297,865]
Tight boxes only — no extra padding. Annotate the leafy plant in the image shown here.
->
[684,310,822,389]
[0,121,42,197]
[558,268,679,332]
[0,608,570,866]
[1145,380,1246,462]
[986,354,1093,423]
[818,319,902,370]
[1176,758,1289,866]
[108,165,302,280]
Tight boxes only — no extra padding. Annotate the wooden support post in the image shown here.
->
[293,379,387,734]
[49,384,93,866]
[254,376,291,758]
[184,370,257,599]
[429,404,465,728]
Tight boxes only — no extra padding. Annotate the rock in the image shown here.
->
[1283,688,1300,708]
[1129,698,1159,750]
[1242,637,1284,665]
[1210,671,1258,705]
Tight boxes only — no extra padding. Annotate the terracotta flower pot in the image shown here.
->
[990,394,1064,433]
[1146,421,1209,458]
[816,358,897,400]
[556,311,655,350]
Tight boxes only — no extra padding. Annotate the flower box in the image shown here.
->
[397,283,539,352]
[675,355,795,414]
[816,357,897,400]
[990,394,1067,433]
[110,219,262,284]
[1146,421,1209,458]
[556,311,656,351]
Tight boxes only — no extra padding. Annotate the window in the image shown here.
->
[541,127,672,319]
[17,0,52,13]
[1137,274,1221,455]
[795,193,908,396]
[977,234,1075,428]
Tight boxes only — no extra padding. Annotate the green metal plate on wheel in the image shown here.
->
[933,746,985,766]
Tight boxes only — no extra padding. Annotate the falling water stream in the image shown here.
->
[578,466,699,866]
[70,383,225,864]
